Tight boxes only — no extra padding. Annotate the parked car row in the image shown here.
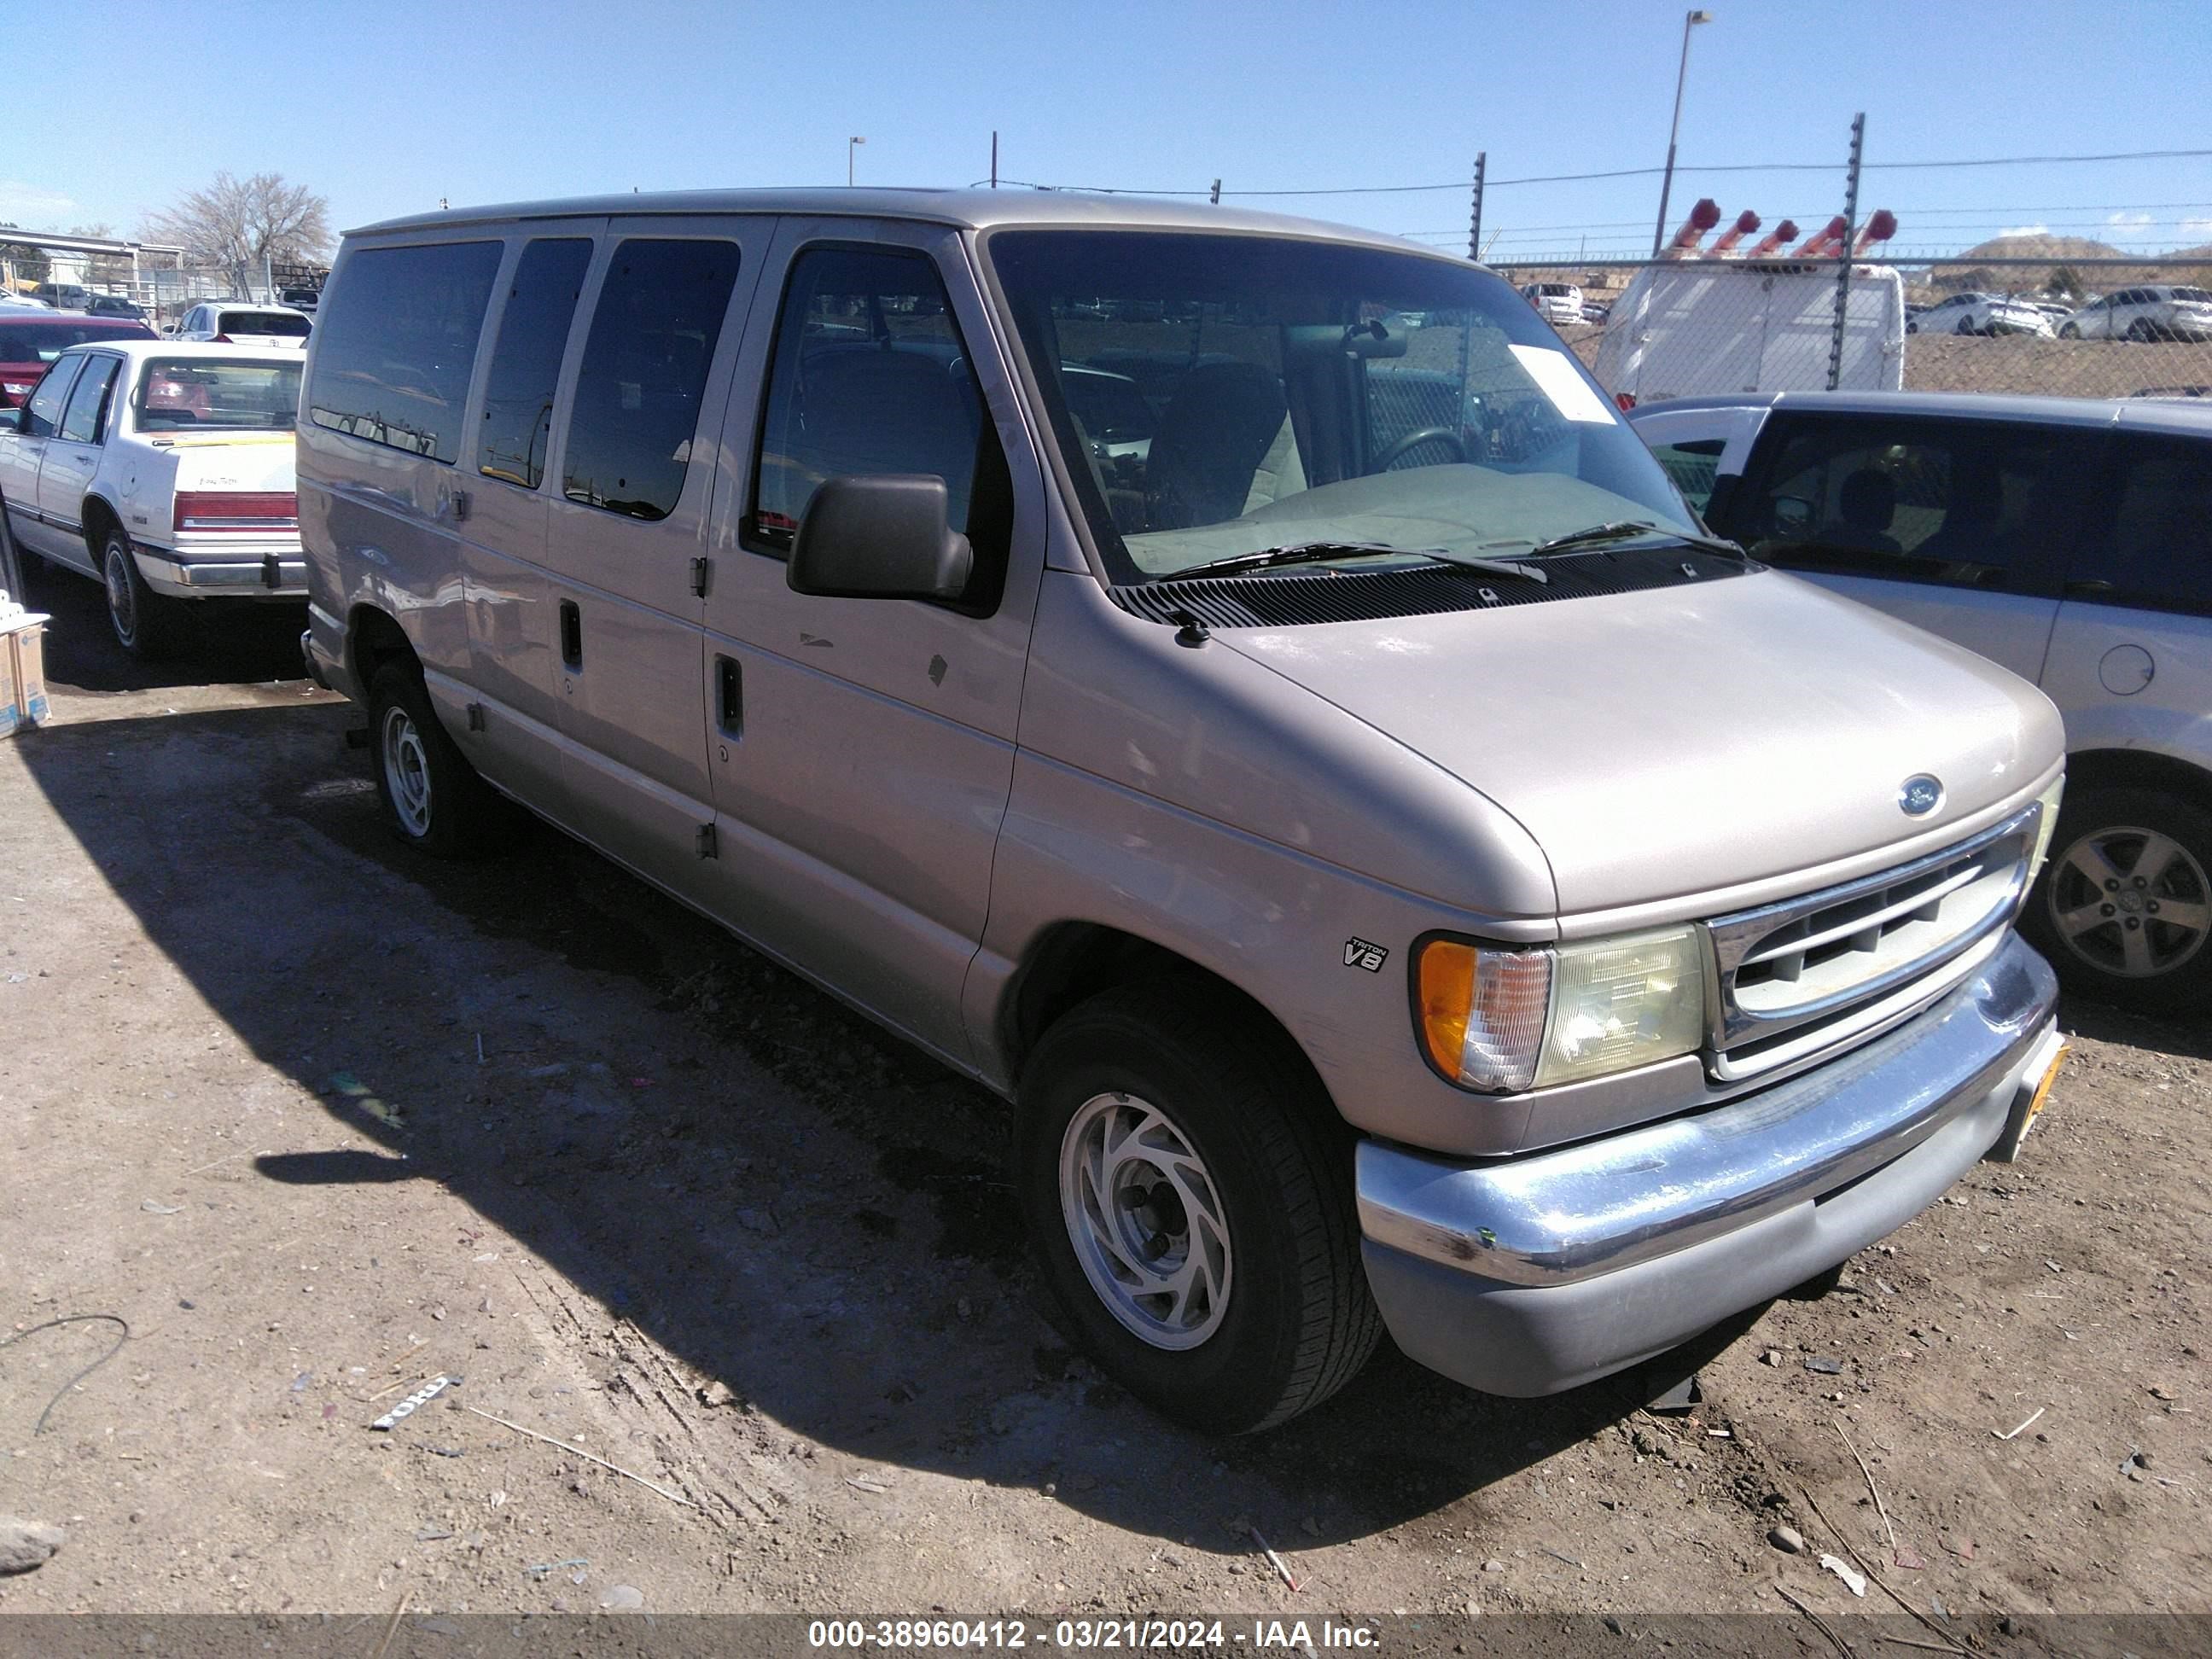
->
[1907,285,2212,341]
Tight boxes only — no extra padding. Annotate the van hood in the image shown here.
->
[1218,567,2064,916]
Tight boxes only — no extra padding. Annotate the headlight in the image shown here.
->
[2027,775,2066,889]
[1416,926,1708,1093]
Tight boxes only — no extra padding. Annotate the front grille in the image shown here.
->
[1705,802,2042,1081]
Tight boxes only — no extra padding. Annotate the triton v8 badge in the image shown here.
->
[1342,938,1389,972]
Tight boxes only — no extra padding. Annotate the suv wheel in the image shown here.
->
[365,661,513,857]
[102,532,178,659]
[1016,981,1380,1434]
[2025,787,2212,1012]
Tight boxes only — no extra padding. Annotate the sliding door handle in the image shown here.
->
[715,654,742,735]
[558,600,582,667]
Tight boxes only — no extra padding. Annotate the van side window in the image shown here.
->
[59,356,119,443]
[2087,434,2212,612]
[561,238,741,521]
[1739,416,2076,591]
[750,246,988,550]
[307,240,502,463]
[479,238,592,491]
[1645,438,1725,514]
[22,357,83,439]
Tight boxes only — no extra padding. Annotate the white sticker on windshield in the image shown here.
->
[1507,344,1616,423]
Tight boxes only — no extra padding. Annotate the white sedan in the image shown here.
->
[1908,292,2054,337]
[0,341,304,656]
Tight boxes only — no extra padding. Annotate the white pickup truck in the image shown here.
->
[0,341,304,656]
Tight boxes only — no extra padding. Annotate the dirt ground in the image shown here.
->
[1,568,2207,1645]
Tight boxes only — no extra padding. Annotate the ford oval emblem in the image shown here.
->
[1899,774,1944,817]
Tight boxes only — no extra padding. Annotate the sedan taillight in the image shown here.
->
[174,492,298,532]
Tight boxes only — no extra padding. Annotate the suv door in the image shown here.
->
[539,220,766,904]
[2041,425,2212,753]
[1718,410,2086,681]
[698,220,1047,1068]
[36,352,123,574]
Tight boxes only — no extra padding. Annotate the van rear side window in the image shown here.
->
[308,241,502,463]
[479,238,592,491]
[561,238,741,521]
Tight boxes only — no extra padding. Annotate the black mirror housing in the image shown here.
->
[0,406,22,434]
[789,474,973,602]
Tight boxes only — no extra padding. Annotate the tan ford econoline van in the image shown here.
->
[300,190,2070,1433]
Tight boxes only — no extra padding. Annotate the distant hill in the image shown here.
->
[1924,233,2212,295]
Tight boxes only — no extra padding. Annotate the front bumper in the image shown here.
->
[1356,932,2061,1396]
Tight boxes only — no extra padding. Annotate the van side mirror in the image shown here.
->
[0,407,21,434]
[788,474,973,602]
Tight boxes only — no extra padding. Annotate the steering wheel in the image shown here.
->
[1376,427,1467,469]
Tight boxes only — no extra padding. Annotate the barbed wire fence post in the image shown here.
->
[1828,113,1866,392]
[1469,154,1486,262]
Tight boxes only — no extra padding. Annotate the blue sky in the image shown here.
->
[9,0,2211,261]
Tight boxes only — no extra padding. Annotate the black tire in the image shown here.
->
[1016,981,1381,1434]
[2126,317,2160,343]
[102,530,180,659]
[2023,786,2212,1014]
[2058,323,2081,340]
[364,661,512,858]
[1955,315,1978,336]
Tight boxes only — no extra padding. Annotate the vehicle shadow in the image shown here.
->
[15,551,308,695]
[15,696,1773,1550]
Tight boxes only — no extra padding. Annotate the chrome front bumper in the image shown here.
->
[1356,932,2062,1396]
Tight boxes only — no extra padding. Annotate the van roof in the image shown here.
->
[345,186,1462,263]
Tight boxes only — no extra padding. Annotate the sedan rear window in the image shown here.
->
[218,311,312,337]
[135,358,303,431]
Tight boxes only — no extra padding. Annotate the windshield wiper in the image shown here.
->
[1154,540,1547,585]
[1508,520,1745,559]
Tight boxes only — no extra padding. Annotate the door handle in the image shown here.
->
[715,654,742,736]
[2064,579,2116,597]
[559,600,582,667]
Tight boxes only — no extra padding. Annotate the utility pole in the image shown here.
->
[1468,152,1485,261]
[1650,9,1714,258]
[1209,179,1221,206]
[990,131,998,189]
[847,136,866,188]
[1827,113,1866,392]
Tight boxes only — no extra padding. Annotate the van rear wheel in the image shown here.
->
[1016,981,1380,1434]
[365,661,512,858]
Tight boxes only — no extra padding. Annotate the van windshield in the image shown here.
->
[135,358,303,431]
[987,230,1697,585]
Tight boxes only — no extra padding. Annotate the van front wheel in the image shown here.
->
[365,662,510,858]
[1016,982,1380,1434]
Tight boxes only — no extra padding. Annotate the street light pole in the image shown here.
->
[1650,9,1712,258]
[847,136,866,188]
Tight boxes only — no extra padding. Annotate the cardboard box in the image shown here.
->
[1,614,47,731]
[0,637,16,742]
